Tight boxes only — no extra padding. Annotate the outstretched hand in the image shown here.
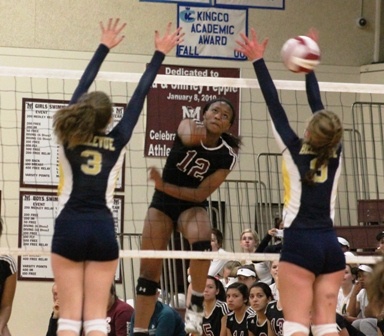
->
[235,28,269,62]
[100,18,126,49]
[155,22,184,55]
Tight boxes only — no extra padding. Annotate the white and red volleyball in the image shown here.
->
[281,36,321,73]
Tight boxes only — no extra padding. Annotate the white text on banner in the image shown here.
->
[177,6,247,60]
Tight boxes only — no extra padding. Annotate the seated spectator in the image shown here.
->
[266,275,284,336]
[346,265,372,320]
[107,283,134,336]
[240,228,272,284]
[376,231,384,255]
[220,260,241,289]
[240,228,260,257]
[0,253,16,336]
[46,283,59,336]
[366,260,384,336]
[202,276,229,336]
[237,265,258,289]
[338,237,355,257]
[247,282,273,336]
[257,218,284,254]
[337,264,357,317]
[347,265,378,336]
[46,283,133,336]
[269,260,279,301]
[186,228,227,308]
[225,282,254,335]
[130,290,186,336]
[208,228,227,277]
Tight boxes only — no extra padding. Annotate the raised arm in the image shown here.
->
[70,18,126,104]
[304,28,324,113]
[116,22,184,144]
[236,28,297,146]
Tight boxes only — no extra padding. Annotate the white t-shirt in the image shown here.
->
[336,285,354,315]
[208,248,227,277]
[269,283,279,301]
[254,262,272,285]
[356,288,369,318]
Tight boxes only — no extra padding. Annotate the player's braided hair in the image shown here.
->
[53,91,112,149]
[302,110,343,186]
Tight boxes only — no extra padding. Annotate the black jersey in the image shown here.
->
[226,307,255,336]
[0,255,16,300]
[253,59,342,230]
[202,300,229,336]
[162,135,237,189]
[265,301,284,336]
[247,314,268,336]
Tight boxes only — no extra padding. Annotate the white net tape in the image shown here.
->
[1,65,384,93]
[0,248,380,265]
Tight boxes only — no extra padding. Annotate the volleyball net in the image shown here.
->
[0,63,383,300]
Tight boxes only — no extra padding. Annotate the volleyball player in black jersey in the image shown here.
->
[133,102,240,335]
[236,29,345,336]
[51,19,182,336]
[202,276,229,336]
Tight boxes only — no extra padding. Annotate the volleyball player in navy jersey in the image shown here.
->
[236,28,345,336]
[134,101,240,336]
[51,19,183,336]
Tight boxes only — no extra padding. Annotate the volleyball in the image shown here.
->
[281,36,321,73]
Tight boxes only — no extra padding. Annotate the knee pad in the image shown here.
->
[283,321,309,336]
[83,319,107,335]
[136,277,159,296]
[191,240,211,252]
[57,318,82,334]
[311,323,338,336]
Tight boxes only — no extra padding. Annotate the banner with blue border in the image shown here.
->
[177,5,247,60]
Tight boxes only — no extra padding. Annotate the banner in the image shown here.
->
[18,192,124,280]
[177,5,247,60]
[21,98,125,190]
[144,64,240,157]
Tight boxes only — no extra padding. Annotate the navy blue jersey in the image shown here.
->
[253,59,342,230]
[202,300,229,336]
[247,314,268,336]
[226,307,255,336]
[162,135,237,189]
[57,45,165,215]
[53,45,165,261]
[265,301,284,336]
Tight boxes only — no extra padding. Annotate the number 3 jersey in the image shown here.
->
[57,45,166,216]
[162,135,237,190]
[253,59,342,230]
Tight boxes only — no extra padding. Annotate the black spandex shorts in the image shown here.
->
[149,190,208,224]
